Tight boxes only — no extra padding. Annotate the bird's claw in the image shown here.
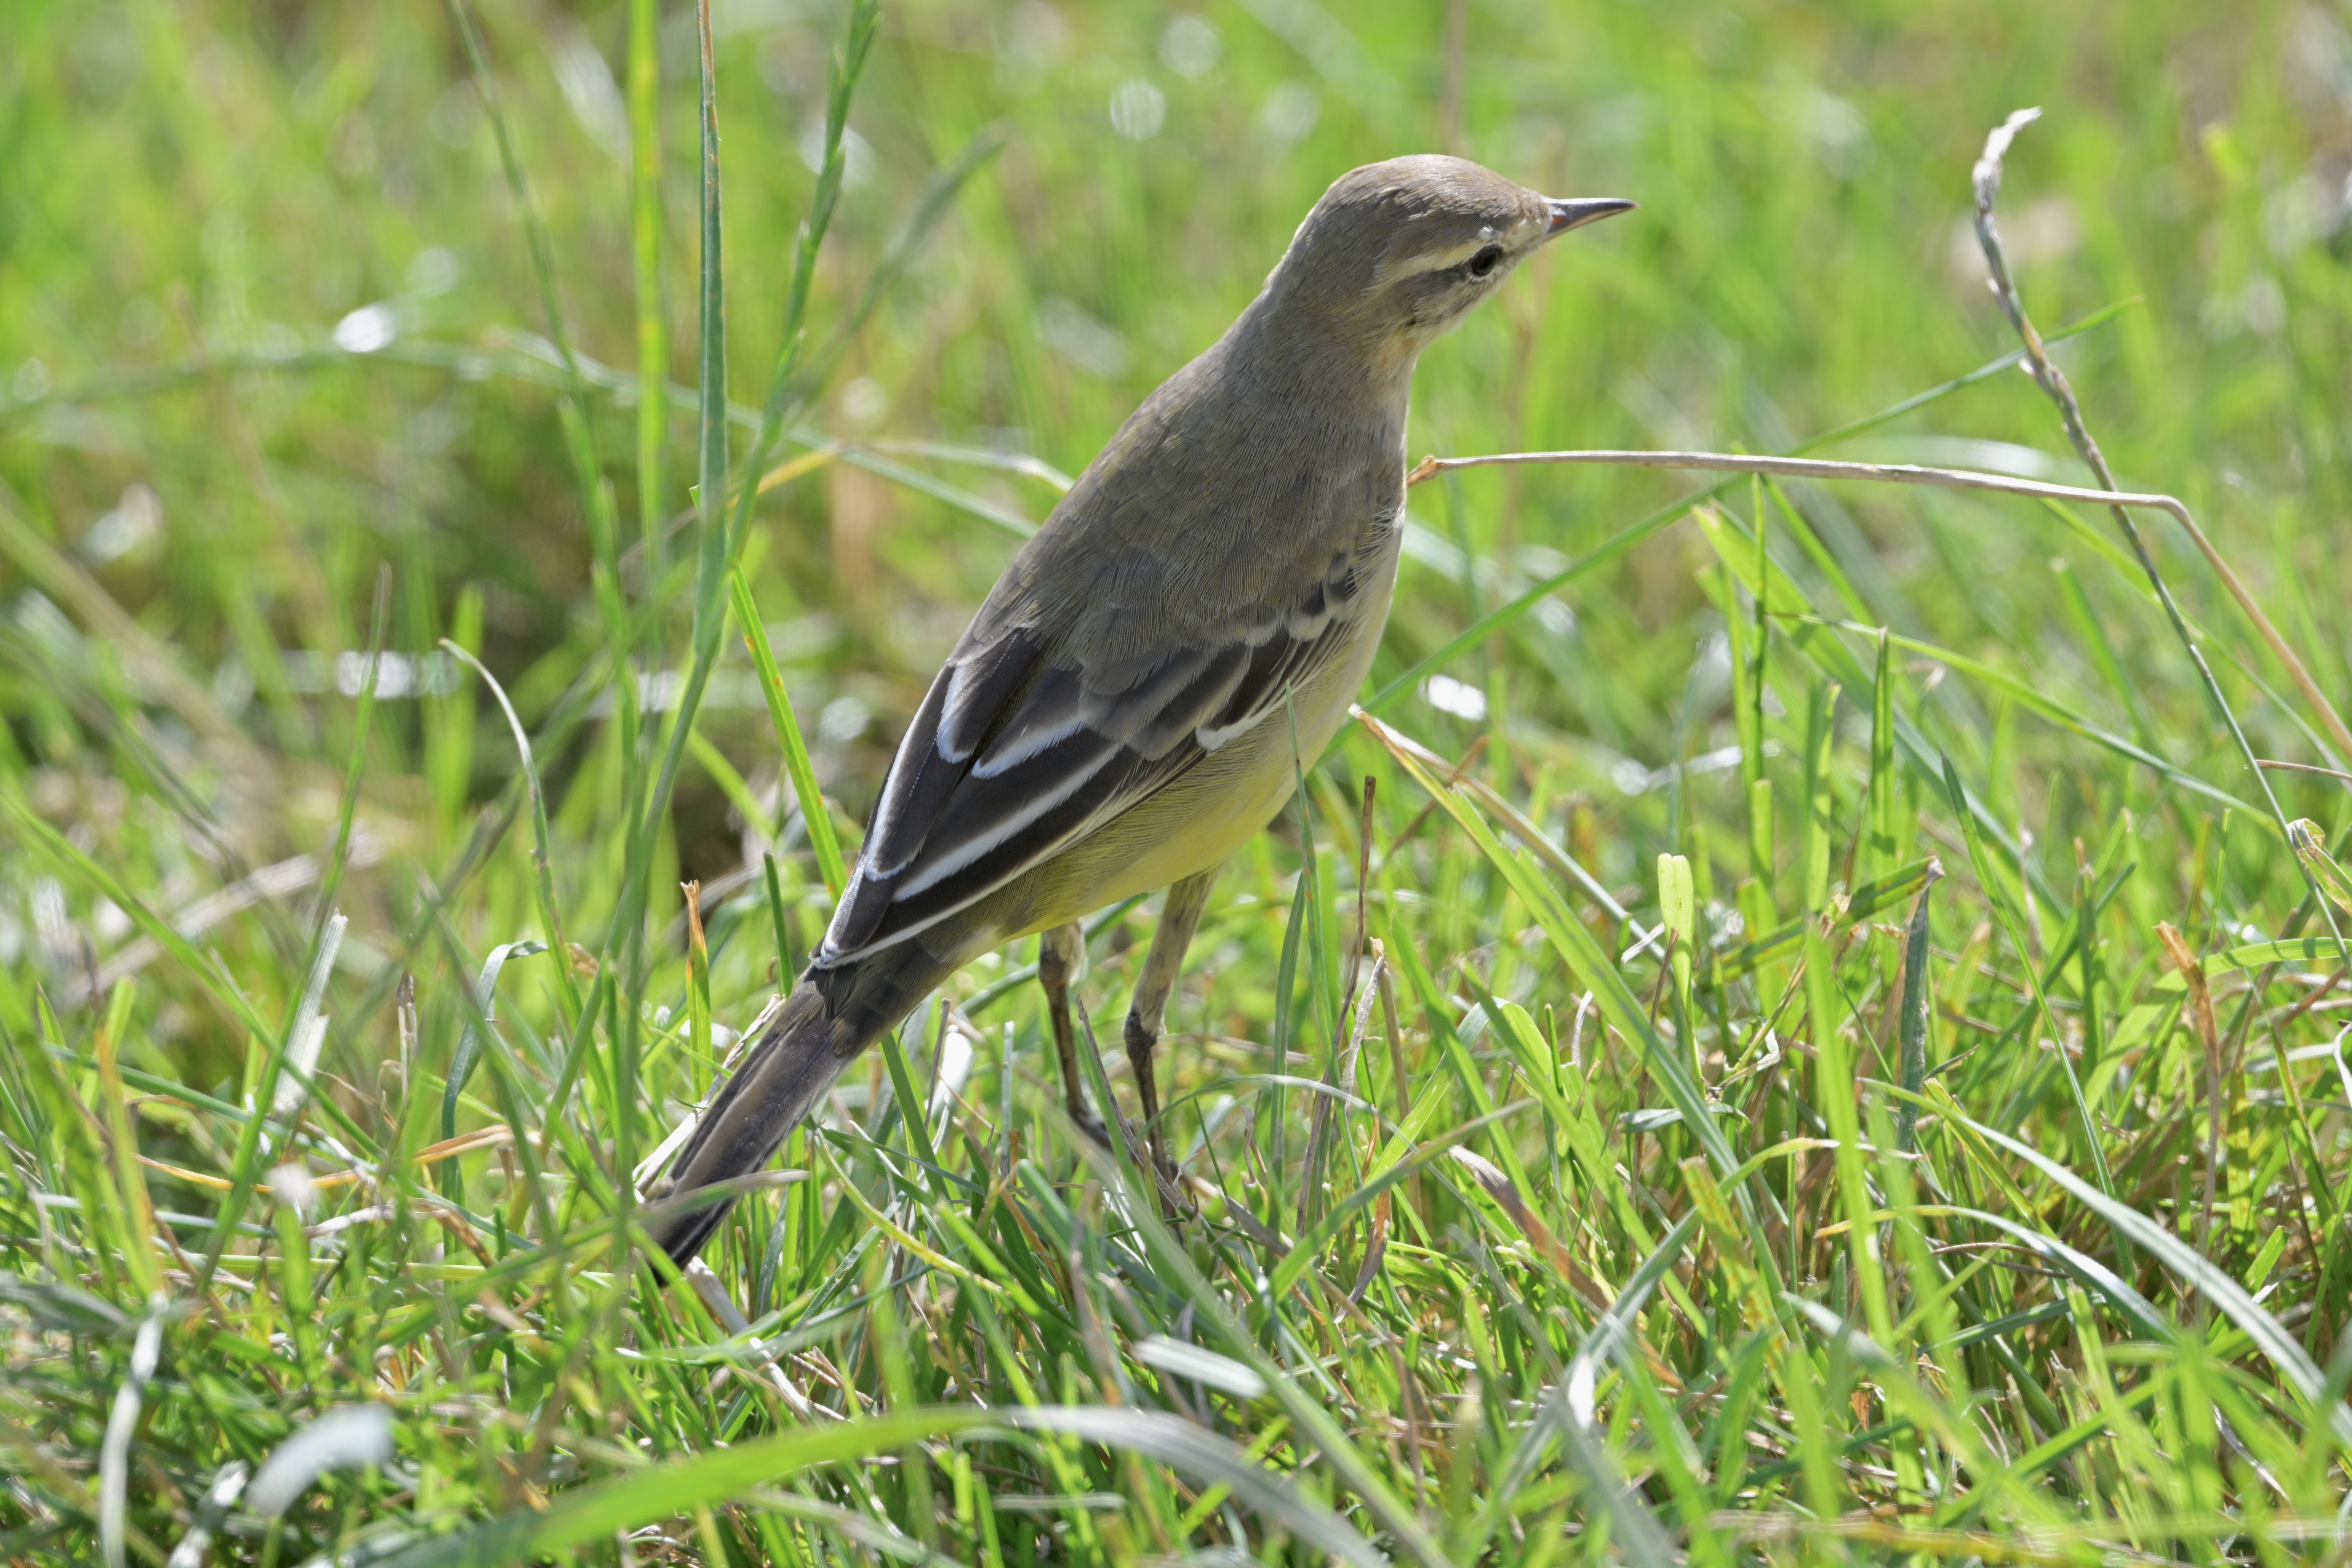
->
[1066,1105,1188,1210]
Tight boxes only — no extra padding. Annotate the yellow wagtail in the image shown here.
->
[651,155,1631,1263]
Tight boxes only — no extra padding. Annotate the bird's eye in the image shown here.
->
[1466,246,1503,278]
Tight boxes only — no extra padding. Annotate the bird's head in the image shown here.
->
[1262,154,1633,365]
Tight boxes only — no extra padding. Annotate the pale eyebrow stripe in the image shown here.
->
[1374,238,1490,283]
[1370,217,1541,284]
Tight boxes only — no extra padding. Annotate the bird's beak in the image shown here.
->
[1546,196,1638,238]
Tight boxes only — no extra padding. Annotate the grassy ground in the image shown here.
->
[6,0,2352,1562]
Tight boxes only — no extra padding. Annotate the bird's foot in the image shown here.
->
[1065,1103,1114,1149]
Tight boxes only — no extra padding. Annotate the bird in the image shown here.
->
[648,155,1632,1265]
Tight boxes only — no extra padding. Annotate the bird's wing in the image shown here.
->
[815,558,1368,967]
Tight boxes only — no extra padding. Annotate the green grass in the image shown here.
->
[6,0,2352,1562]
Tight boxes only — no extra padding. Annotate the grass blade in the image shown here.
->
[1958,1109,2352,1448]
[628,0,666,573]
[731,567,844,898]
[1895,865,1940,1151]
[1936,752,2114,1197]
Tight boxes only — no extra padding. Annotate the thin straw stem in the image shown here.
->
[1409,447,2196,526]
[1966,107,2347,957]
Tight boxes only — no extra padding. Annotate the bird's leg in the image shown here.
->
[1124,867,1219,1188]
[1038,922,1105,1142]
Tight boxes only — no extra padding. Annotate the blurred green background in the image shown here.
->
[11,4,2352,1559]
[4,0,2349,1055]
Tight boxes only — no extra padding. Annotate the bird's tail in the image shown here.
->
[646,954,943,1266]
